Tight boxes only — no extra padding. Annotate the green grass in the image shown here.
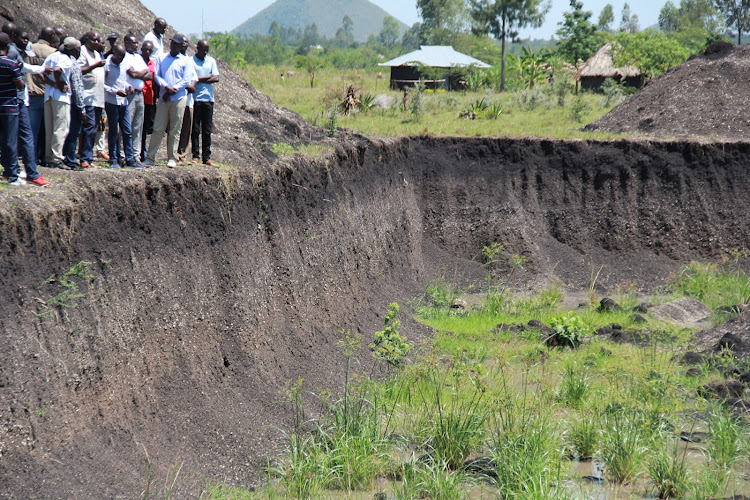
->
[240,66,633,140]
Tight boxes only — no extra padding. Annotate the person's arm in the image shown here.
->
[12,65,24,90]
[22,62,50,75]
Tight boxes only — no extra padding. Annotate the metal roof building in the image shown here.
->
[379,45,491,90]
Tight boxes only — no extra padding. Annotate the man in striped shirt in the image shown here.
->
[0,33,26,185]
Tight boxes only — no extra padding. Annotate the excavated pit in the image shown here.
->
[1,135,749,497]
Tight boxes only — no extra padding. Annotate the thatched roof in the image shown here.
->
[575,43,640,79]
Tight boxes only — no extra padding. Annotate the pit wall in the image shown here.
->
[1,137,748,497]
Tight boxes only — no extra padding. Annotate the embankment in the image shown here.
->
[1,136,748,498]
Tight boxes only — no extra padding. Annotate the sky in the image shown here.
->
[141,0,665,40]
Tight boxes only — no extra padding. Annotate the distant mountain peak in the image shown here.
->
[231,0,408,42]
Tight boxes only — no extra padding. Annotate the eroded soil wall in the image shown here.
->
[1,137,748,497]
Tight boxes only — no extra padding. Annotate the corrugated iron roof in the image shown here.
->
[378,45,492,69]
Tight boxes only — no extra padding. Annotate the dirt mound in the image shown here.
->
[586,43,750,139]
[692,310,750,354]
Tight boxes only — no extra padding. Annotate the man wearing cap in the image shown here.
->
[123,34,151,163]
[61,37,87,169]
[143,19,167,60]
[144,33,192,168]
[103,32,119,59]
[42,37,78,169]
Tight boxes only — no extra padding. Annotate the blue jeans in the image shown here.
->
[80,106,101,163]
[0,111,20,182]
[105,102,134,165]
[63,106,84,166]
[17,105,40,180]
[28,95,45,165]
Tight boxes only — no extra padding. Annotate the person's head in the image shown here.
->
[123,34,138,54]
[62,36,81,59]
[154,18,167,36]
[180,37,188,55]
[14,29,29,48]
[106,32,119,49]
[0,32,10,54]
[54,27,68,42]
[1,22,17,38]
[141,40,153,61]
[169,33,185,57]
[111,43,126,65]
[196,39,209,60]
[39,27,58,46]
[85,30,103,52]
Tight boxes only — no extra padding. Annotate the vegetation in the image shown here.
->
[202,252,750,499]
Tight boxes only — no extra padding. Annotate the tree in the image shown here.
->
[378,16,400,47]
[417,0,468,44]
[619,2,640,33]
[294,55,326,88]
[611,28,690,79]
[469,0,551,91]
[557,0,601,65]
[659,1,681,31]
[334,16,355,47]
[402,22,422,50]
[597,4,615,31]
[712,0,750,43]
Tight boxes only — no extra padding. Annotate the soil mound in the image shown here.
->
[692,310,750,354]
[586,43,750,139]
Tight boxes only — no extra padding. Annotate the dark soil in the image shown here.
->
[1,2,750,498]
[586,42,750,139]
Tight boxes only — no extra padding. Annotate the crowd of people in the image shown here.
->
[0,17,220,187]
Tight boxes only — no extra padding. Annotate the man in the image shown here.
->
[6,26,51,184]
[123,34,151,163]
[144,34,191,168]
[176,37,196,161]
[191,39,219,167]
[61,39,87,169]
[103,32,119,58]
[142,18,167,60]
[140,40,158,161]
[103,44,138,168]
[74,30,106,168]
[42,37,77,169]
[27,28,59,164]
[0,32,26,185]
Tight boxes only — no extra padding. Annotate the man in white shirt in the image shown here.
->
[144,34,191,168]
[103,44,138,168]
[142,18,167,60]
[42,37,76,168]
[74,30,105,168]
[123,34,151,163]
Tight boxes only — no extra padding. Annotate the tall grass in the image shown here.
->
[647,443,689,499]
[600,409,649,484]
[669,258,750,309]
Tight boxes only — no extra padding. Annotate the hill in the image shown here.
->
[231,0,409,42]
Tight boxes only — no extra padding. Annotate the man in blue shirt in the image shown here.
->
[144,33,191,168]
[191,39,219,167]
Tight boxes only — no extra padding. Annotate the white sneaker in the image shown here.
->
[9,178,27,186]
[19,170,27,179]
[166,159,177,168]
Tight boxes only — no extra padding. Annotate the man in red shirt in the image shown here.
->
[140,40,157,161]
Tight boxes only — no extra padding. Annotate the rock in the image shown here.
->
[650,298,712,327]
[715,332,746,352]
[698,380,745,399]
[610,323,623,330]
[371,94,395,110]
[632,302,652,314]
[681,351,705,365]
[598,297,622,312]
[450,299,467,310]
[685,367,702,377]
[630,313,647,324]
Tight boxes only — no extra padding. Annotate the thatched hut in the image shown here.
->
[378,46,491,90]
[575,43,643,90]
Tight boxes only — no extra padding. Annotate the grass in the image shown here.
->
[213,256,750,498]
[239,66,633,140]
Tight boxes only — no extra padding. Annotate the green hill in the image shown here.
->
[231,0,409,42]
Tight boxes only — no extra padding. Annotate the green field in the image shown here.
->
[241,66,631,141]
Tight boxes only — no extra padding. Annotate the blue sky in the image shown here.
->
[141,0,664,40]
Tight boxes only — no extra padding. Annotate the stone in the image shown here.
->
[598,297,622,312]
[698,380,745,399]
[650,298,712,327]
[371,94,395,110]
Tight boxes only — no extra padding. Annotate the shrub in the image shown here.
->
[647,443,689,499]
[549,313,588,347]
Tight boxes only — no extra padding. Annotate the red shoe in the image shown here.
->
[80,161,91,168]
[97,152,110,161]
[29,176,51,186]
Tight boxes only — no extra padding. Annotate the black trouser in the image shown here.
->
[141,103,156,161]
[191,101,213,162]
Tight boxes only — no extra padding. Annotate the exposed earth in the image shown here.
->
[1,2,750,499]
